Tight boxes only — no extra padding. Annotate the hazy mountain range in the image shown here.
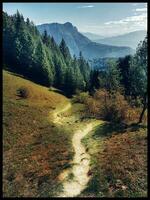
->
[37,22,134,60]
[93,30,147,50]
[81,32,105,40]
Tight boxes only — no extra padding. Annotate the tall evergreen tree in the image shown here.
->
[89,70,100,93]
[72,55,85,91]
[105,60,122,92]
[64,66,76,96]
[78,51,90,90]
[53,55,66,90]
[33,40,53,86]
[130,36,147,123]
[59,38,71,64]
[117,55,132,96]
[42,30,51,47]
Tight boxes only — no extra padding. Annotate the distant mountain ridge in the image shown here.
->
[82,32,105,40]
[37,22,134,59]
[94,30,147,49]
[37,22,90,56]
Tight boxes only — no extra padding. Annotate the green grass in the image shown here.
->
[3,70,74,197]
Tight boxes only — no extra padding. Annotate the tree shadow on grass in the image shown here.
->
[93,122,147,139]
[49,88,66,96]
[93,123,128,139]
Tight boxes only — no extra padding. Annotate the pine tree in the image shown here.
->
[53,55,66,90]
[72,55,85,91]
[130,36,147,123]
[89,70,100,93]
[14,10,25,34]
[59,38,71,63]
[105,60,122,92]
[117,55,132,96]
[33,40,53,86]
[42,30,50,46]
[64,66,76,96]
[78,51,90,90]
[26,18,30,26]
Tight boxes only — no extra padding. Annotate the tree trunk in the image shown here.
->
[138,95,147,124]
[138,104,146,124]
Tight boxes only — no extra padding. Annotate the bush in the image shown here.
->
[102,91,129,123]
[85,89,130,123]
[16,87,30,99]
[86,97,100,117]
[72,91,89,104]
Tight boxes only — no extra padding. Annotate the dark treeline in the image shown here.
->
[3,11,90,96]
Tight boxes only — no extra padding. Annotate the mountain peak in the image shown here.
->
[64,22,78,31]
[64,22,73,27]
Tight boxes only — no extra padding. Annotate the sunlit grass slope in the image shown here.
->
[3,70,73,197]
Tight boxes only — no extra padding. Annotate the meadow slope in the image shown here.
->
[3,70,74,197]
[3,70,147,198]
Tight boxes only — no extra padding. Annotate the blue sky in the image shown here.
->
[3,3,147,36]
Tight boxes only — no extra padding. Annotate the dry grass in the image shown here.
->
[3,70,69,108]
[98,128,147,197]
[80,124,147,198]
[3,70,73,197]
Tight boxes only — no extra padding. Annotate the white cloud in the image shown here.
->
[80,12,147,37]
[105,20,127,25]
[78,4,147,36]
[105,12,147,25]
[77,5,94,9]
[135,8,147,12]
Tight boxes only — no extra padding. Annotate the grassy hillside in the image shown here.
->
[3,70,74,197]
[2,70,147,198]
[80,123,147,197]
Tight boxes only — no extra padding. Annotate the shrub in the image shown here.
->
[72,91,89,104]
[102,91,129,123]
[86,97,100,117]
[85,89,130,123]
[16,87,30,99]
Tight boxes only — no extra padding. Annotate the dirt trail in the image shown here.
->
[53,102,71,124]
[52,102,102,197]
[58,121,100,197]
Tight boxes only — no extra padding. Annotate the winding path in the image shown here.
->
[52,102,101,197]
[53,102,72,124]
[58,122,100,197]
